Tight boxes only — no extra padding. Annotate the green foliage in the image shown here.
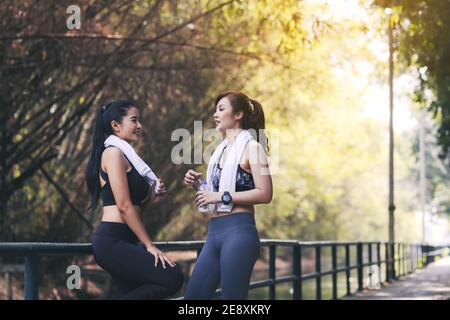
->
[375,0,450,158]
[162,0,425,242]
[3,0,444,245]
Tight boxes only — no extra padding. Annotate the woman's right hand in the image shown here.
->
[146,244,176,269]
[184,169,202,186]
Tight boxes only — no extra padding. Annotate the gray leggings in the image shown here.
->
[184,212,260,300]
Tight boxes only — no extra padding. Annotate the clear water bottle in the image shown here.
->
[197,180,209,213]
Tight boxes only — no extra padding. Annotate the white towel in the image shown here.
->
[206,130,254,212]
[104,135,162,194]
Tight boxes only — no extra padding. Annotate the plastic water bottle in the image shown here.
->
[196,180,209,213]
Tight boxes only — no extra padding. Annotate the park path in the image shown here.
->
[343,256,450,300]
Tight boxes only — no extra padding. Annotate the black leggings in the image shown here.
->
[92,222,184,300]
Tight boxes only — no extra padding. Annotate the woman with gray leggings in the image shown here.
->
[183,92,273,299]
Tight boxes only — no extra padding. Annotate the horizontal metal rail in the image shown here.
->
[0,241,448,300]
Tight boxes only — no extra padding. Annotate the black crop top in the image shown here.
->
[212,147,255,192]
[99,149,150,206]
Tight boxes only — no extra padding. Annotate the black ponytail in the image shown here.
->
[85,100,135,211]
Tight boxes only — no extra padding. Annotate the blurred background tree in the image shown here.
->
[1,0,449,248]
[1,0,306,242]
[375,0,450,157]
[2,0,450,300]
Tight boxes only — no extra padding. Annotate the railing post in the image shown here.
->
[406,244,409,274]
[5,272,12,300]
[408,244,411,273]
[396,243,399,276]
[407,244,410,273]
[428,245,433,264]
[426,244,431,265]
[332,245,337,300]
[402,243,408,276]
[397,243,400,277]
[420,244,423,269]
[391,242,396,279]
[376,242,381,280]
[415,244,418,270]
[368,243,372,288]
[409,244,413,274]
[385,243,390,281]
[357,242,363,291]
[421,244,426,267]
[400,244,403,276]
[292,244,301,300]
[24,254,40,300]
[416,244,419,270]
[345,244,351,296]
[315,246,321,300]
[269,245,276,300]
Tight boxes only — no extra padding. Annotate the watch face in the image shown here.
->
[223,193,232,204]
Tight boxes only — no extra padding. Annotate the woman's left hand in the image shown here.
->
[195,190,221,207]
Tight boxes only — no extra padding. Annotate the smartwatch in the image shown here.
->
[221,191,232,205]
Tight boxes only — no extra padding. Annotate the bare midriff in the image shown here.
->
[101,205,142,223]
[208,204,255,219]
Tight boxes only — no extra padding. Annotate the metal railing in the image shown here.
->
[0,240,448,300]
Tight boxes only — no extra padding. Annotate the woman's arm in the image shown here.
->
[225,140,273,205]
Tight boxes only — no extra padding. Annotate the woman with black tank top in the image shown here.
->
[85,100,183,299]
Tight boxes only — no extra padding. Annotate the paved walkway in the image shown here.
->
[343,256,450,300]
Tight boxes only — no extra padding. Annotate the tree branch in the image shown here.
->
[39,165,93,230]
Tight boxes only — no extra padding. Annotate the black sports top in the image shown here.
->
[212,146,255,193]
[99,148,150,206]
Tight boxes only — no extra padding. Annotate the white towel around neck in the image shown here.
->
[104,135,161,194]
[206,130,254,212]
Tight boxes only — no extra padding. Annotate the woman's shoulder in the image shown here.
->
[247,139,262,149]
[244,139,268,166]
[245,139,266,155]
[102,147,128,169]
[102,146,124,158]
